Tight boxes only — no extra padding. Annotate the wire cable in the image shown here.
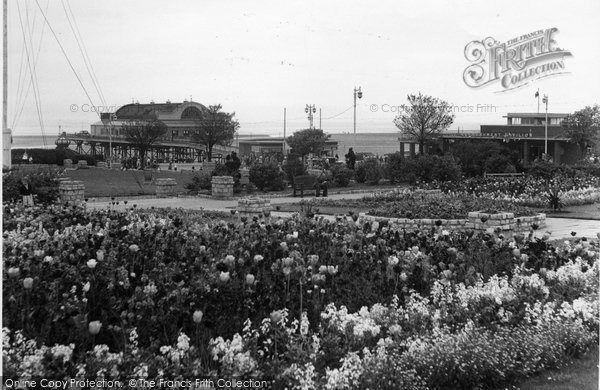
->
[33,0,100,120]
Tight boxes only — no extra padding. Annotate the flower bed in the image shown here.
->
[420,175,600,208]
[365,191,537,219]
[3,203,598,388]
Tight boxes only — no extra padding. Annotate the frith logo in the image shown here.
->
[463,28,572,92]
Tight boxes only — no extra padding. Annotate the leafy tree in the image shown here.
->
[122,114,167,169]
[393,93,454,154]
[286,128,330,162]
[562,105,600,157]
[192,105,239,162]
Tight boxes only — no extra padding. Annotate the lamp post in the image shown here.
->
[353,86,362,147]
[305,104,317,129]
[543,94,548,157]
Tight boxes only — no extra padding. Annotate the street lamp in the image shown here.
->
[353,86,362,147]
[101,113,117,167]
[305,104,317,129]
[542,94,548,158]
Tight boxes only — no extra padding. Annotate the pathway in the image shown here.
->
[87,194,600,240]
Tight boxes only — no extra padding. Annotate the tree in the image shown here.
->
[286,128,330,162]
[393,93,455,155]
[122,114,167,169]
[192,105,239,162]
[562,105,600,157]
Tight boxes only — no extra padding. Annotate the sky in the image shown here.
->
[4,0,600,137]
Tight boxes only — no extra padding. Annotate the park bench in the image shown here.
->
[293,175,327,197]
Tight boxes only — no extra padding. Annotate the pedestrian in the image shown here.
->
[20,177,34,206]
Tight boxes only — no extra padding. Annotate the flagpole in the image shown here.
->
[537,89,540,113]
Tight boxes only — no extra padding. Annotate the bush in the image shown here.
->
[11,148,101,166]
[185,172,212,192]
[400,155,462,184]
[249,162,285,191]
[386,152,404,184]
[450,141,519,177]
[330,164,353,187]
[2,169,61,203]
[282,155,307,185]
[355,159,384,185]
[484,154,516,173]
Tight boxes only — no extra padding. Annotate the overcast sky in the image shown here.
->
[5,0,600,137]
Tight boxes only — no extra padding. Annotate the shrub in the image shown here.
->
[2,169,61,203]
[355,159,383,185]
[11,148,100,166]
[484,154,516,173]
[249,162,285,191]
[400,155,462,184]
[386,152,404,184]
[185,172,213,192]
[282,155,307,185]
[330,164,353,187]
[450,141,520,177]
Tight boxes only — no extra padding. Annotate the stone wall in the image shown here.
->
[237,197,271,214]
[361,210,546,235]
[155,178,177,198]
[58,180,85,204]
[212,176,234,199]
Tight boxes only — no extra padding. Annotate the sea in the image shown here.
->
[8,132,403,156]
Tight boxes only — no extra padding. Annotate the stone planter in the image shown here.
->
[58,180,85,204]
[237,197,270,214]
[212,176,234,199]
[466,211,515,232]
[155,178,176,197]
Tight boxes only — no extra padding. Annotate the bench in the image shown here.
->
[293,175,328,197]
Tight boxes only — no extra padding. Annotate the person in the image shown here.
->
[28,156,33,164]
[345,148,356,170]
[20,177,34,206]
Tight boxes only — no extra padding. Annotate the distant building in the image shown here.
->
[92,100,208,142]
[400,112,595,164]
[238,137,338,159]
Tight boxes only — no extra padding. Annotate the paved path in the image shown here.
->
[88,195,600,240]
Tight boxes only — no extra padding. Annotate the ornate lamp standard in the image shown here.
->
[305,104,317,129]
[353,86,363,147]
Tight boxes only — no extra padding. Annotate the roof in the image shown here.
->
[112,101,208,121]
[504,112,569,118]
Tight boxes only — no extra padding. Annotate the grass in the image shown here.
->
[543,203,600,220]
[516,347,599,390]
[65,168,197,197]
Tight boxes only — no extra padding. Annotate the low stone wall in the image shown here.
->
[155,178,177,198]
[212,176,234,199]
[58,180,85,204]
[237,197,271,214]
[361,210,546,235]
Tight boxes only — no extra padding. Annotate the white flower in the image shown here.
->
[87,259,97,269]
[193,310,203,324]
[82,281,91,293]
[219,272,230,282]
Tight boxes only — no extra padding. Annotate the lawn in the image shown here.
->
[64,168,406,198]
[65,168,197,197]
[517,347,599,390]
